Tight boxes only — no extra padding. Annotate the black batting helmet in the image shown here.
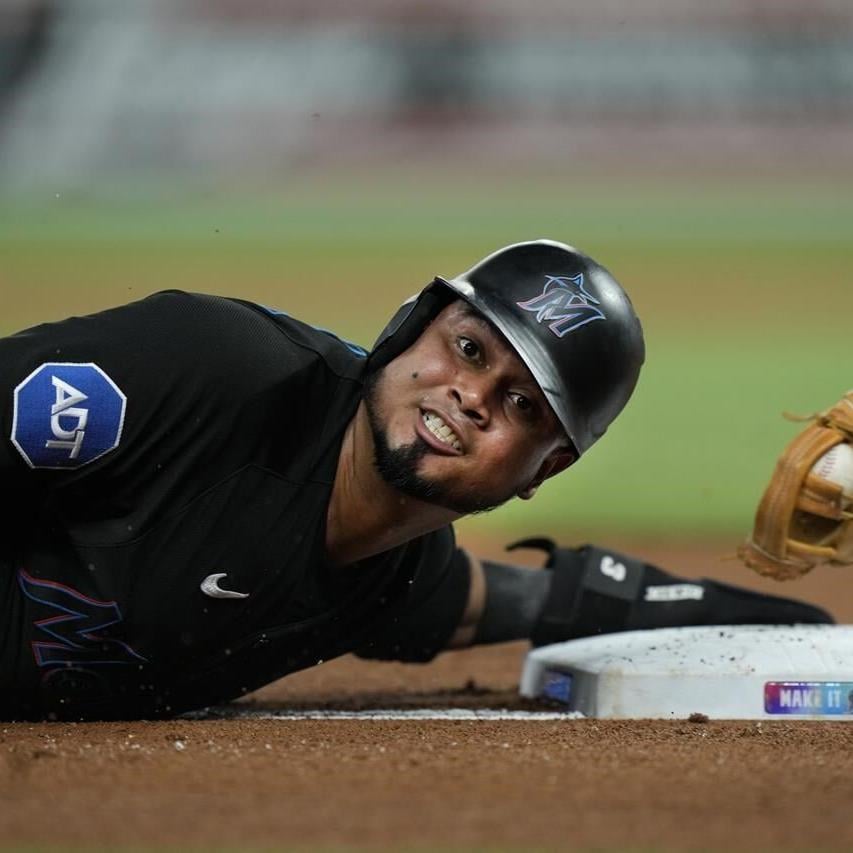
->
[369,239,645,458]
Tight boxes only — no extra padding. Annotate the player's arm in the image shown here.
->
[445,551,485,648]
[445,551,549,649]
[450,540,832,651]
[359,538,832,664]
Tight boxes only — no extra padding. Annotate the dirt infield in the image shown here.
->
[2,542,852,851]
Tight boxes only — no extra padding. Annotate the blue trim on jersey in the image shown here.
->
[256,303,368,358]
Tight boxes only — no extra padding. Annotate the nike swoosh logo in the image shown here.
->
[200,573,250,600]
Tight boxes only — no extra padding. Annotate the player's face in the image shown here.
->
[364,300,575,514]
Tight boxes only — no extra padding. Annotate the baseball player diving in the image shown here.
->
[0,240,832,720]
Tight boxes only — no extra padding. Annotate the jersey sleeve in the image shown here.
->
[0,291,340,530]
[355,526,472,663]
[1,293,233,474]
[0,313,126,484]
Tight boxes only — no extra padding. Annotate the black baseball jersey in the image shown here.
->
[0,292,469,720]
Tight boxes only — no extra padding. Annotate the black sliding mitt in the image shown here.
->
[509,539,834,648]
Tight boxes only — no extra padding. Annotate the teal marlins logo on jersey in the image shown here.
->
[19,570,146,668]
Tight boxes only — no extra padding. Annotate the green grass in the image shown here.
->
[2,179,850,539]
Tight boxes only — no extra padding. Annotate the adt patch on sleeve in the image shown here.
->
[11,363,127,469]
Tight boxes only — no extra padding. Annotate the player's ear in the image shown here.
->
[517,446,576,500]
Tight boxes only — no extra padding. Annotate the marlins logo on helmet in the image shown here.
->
[515,274,606,338]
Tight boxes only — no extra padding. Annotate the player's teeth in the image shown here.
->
[422,412,460,449]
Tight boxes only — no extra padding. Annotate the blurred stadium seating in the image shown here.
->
[0,0,851,189]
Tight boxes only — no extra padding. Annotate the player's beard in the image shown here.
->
[363,368,514,515]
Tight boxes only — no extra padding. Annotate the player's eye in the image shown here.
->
[457,336,481,360]
[509,392,533,414]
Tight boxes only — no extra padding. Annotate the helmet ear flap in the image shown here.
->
[368,282,456,372]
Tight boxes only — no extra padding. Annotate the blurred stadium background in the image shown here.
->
[1,0,851,543]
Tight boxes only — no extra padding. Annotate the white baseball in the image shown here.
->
[810,443,853,498]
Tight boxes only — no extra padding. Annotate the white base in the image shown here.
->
[519,625,853,720]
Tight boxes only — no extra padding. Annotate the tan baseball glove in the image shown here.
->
[738,390,853,580]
